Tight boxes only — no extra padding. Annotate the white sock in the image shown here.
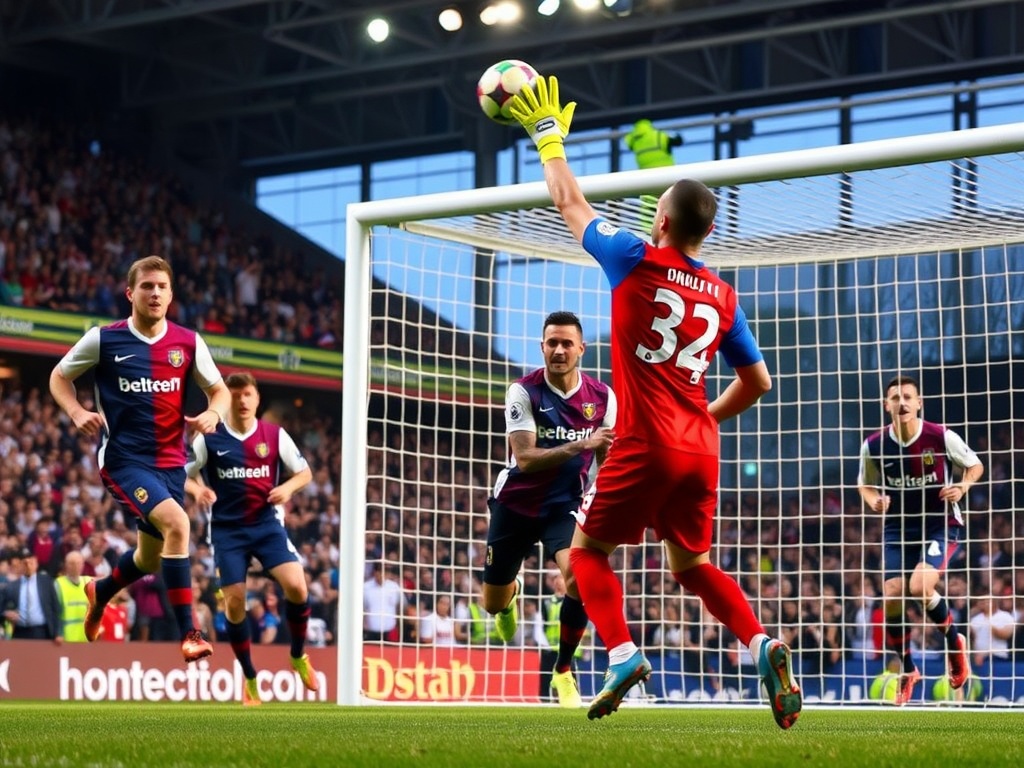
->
[608,642,639,665]
[748,633,770,663]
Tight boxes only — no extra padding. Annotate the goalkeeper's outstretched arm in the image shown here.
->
[510,76,597,244]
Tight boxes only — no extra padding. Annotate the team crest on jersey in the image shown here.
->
[922,450,935,466]
[256,442,269,458]
[167,349,184,368]
[134,487,149,504]
[582,402,597,420]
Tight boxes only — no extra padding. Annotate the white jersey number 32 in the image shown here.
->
[635,287,719,384]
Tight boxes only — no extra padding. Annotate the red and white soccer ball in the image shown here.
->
[477,59,540,125]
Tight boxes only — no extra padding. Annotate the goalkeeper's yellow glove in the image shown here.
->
[509,75,576,165]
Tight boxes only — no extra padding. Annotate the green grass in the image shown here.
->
[0,703,1021,768]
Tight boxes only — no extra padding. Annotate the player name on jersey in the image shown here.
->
[666,267,721,297]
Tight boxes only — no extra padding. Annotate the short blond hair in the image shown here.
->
[127,255,174,289]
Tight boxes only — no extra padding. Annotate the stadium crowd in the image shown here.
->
[0,117,341,349]
[362,417,1024,684]
[0,378,340,646]
[0,113,1021,697]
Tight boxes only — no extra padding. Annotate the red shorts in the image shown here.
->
[579,438,718,552]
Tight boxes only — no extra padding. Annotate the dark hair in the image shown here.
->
[664,179,717,246]
[224,371,259,390]
[885,375,919,395]
[542,311,583,336]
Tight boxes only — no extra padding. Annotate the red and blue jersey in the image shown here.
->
[858,420,981,537]
[581,218,762,454]
[491,368,616,517]
[187,420,308,526]
[58,319,222,470]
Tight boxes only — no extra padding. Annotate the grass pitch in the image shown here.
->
[0,703,1020,768]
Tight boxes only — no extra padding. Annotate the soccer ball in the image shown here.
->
[477,59,540,125]
[933,674,983,703]
[868,672,899,702]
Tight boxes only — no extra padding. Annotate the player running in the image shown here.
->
[483,310,615,708]
[857,375,983,705]
[50,255,229,663]
[185,371,319,705]
[508,77,802,728]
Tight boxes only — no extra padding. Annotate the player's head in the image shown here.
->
[541,311,585,379]
[126,255,174,325]
[884,375,921,426]
[225,371,260,423]
[652,179,717,250]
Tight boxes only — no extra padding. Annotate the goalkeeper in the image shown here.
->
[509,77,802,728]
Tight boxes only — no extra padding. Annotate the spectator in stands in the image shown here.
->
[362,563,405,642]
[27,517,59,576]
[100,591,132,643]
[969,594,1015,666]
[54,550,91,643]
[1,548,59,640]
[129,572,175,642]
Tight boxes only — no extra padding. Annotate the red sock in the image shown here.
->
[673,563,764,646]
[569,547,632,649]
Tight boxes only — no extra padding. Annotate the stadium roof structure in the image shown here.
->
[2,0,1024,180]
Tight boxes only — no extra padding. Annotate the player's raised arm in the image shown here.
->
[510,76,597,243]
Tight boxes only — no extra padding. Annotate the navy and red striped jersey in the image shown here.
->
[188,420,309,526]
[858,420,981,536]
[58,319,222,470]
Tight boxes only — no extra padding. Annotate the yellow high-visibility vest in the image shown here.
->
[55,575,91,643]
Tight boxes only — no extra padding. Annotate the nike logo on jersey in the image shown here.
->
[216,450,230,456]
[539,406,554,412]
[114,354,136,362]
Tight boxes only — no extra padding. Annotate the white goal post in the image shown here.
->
[341,123,1024,708]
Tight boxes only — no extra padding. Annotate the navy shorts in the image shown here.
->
[212,517,300,587]
[483,498,578,586]
[100,464,186,539]
[883,525,962,581]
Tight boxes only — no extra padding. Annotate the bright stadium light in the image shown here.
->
[438,7,463,31]
[603,0,633,15]
[537,0,560,16]
[366,17,390,42]
[480,1,522,26]
[572,0,601,11]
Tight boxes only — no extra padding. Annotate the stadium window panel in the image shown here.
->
[256,194,300,230]
[977,79,1024,126]
[735,101,840,155]
[514,132,612,182]
[299,223,339,255]
[256,165,360,257]
[370,152,475,198]
[851,89,950,142]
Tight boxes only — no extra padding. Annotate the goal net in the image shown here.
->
[340,123,1024,708]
